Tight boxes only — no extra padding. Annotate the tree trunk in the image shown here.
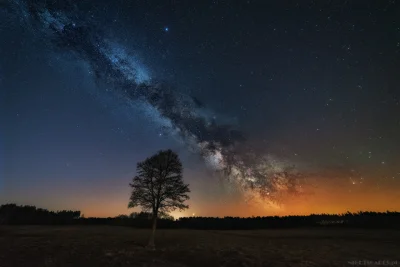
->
[147,213,157,249]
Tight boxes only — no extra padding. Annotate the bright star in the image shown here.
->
[164,27,169,32]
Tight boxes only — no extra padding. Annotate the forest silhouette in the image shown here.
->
[1,204,399,230]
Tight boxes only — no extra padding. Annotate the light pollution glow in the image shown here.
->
[21,171,399,218]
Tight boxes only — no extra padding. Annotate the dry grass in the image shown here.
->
[0,226,399,267]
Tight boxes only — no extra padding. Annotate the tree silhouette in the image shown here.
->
[128,149,190,248]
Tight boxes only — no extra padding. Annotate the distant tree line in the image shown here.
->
[0,204,80,225]
[176,212,400,229]
[1,204,399,229]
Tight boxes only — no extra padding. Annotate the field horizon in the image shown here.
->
[1,225,399,267]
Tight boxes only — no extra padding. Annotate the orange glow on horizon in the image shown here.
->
[35,171,400,218]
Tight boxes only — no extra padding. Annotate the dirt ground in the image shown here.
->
[0,226,399,267]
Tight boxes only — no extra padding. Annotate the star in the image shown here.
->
[3,0,400,220]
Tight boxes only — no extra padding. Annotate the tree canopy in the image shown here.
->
[128,149,190,248]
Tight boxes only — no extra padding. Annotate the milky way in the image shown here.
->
[6,0,305,204]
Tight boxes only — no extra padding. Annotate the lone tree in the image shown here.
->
[128,149,190,248]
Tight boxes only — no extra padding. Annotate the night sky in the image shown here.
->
[1,0,400,218]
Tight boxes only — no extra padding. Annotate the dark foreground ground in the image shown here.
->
[0,226,399,267]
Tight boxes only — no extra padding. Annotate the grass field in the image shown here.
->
[0,226,399,267]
